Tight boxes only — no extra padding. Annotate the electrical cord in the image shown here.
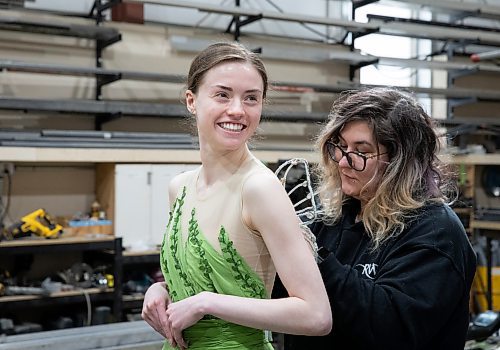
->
[0,170,12,230]
[80,288,92,326]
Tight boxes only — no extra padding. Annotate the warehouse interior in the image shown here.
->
[0,0,500,349]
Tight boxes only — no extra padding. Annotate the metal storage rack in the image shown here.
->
[0,237,124,323]
[1,0,500,133]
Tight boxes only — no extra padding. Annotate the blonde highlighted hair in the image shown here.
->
[315,87,457,248]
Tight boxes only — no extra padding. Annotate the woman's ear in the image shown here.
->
[185,90,196,115]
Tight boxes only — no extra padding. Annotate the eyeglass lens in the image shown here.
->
[327,143,366,171]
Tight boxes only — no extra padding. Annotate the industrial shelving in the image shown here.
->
[0,236,124,323]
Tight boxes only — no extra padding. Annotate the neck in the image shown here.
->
[357,202,365,222]
[199,144,251,187]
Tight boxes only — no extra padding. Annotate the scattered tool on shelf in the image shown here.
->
[57,262,114,290]
[0,317,43,335]
[1,208,63,241]
[465,310,500,349]
[0,275,66,298]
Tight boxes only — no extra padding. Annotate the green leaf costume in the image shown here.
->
[160,156,276,349]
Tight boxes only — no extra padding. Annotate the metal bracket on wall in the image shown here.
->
[349,57,379,81]
[95,72,122,100]
[445,123,479,138]
[446,123,479,150]
[225,2,263,42]
[448,68,480,84]
[350,0,380,81]
[89,0,121,24]
[447,97,478,119]
[95,112,122,131]
[348,27,379,73]
[90,0,123,129]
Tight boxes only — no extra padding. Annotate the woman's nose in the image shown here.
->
[337,154,350,168]
[227,98,244,115]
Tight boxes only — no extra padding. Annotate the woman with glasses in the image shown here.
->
[281,87,476,350]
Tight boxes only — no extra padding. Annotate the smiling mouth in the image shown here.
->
[219,122,245,132]
[341,173,356,181]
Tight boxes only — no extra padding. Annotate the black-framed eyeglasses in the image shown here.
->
[326,142,388,172]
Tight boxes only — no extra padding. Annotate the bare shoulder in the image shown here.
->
[168,168,198,199]
[242,169,294,219]
[242,169,284,201]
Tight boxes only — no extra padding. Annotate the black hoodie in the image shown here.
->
[281,200,477,350]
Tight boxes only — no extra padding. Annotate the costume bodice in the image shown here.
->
[160,156,276,350]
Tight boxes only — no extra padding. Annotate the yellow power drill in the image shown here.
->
[3,209,63,241]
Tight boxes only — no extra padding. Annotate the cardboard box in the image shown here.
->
[63,219,113,237]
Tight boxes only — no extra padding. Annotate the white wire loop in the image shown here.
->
[274,158,322,226]
[275,158,322,261]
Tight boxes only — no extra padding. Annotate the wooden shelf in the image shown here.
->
[0,235,114,247]
[122,294,145,302]
[123,249,160,264]
[123,249,160,256]
[0,146,319,164]
[0,236,117,254]
[444,154,500,166]
[0,288,115,311]
[122,294,145,309]
[470,220,500,231]
[2,146,498,167]
[0,237,124,320]
[0,288,114,304]
[453,208,473,214]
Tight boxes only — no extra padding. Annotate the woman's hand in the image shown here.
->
[166,292,210,349]
[142,282,179,348]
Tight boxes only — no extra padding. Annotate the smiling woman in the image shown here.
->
[185,59,263,153]
[141,42,331,350]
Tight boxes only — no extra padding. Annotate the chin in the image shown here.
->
[225,138,247,147]
[341,185,360,198]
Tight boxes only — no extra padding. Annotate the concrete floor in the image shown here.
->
[0,320,163,350]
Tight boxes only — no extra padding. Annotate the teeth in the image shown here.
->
[220,122,243,131]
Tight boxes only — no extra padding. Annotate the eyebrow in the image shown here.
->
[338,137,375,148]
[213,84,262,94]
